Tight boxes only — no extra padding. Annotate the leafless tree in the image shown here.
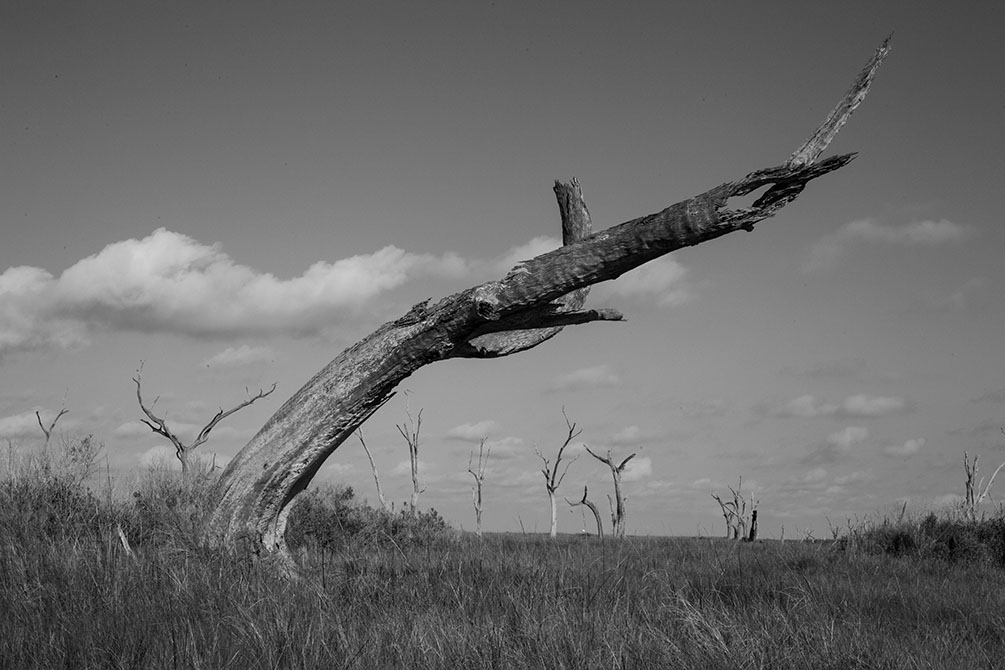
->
[712,476,758,540]
[537,411,580,538]
[962,447,1005,522]
[200,40,891,558]
[356,429,390,513]
[36,406,68,449]
[585,447,635,538]
[133,362,276,476]
[468,438,490,538]
[395,397,424,517]
[567,483,603,539]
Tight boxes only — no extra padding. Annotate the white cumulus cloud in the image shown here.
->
[0,228,467,358]
[201,345,274,368]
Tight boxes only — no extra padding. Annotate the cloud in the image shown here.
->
[201,345,274,368]
[775,394,906,418]
[841,394,907,417]
[593,257,692,307]
[804,218,969,271]
[609,425,652,446]
[620,456,653,482]
[392,459,431,477]
[479,436,527,461]
[0,411,47,440]
[445,420,498,442]
[884,437,925,457]
[827,426,869,450]
[549,365,622,392]
[0,228,467,358]
[802,426,868,464]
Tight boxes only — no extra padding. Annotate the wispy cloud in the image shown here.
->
[548,365,622,392]
[803,426,868,463]
[201,345,274,368]
[804,218,970,271]
[0,228,467,358]
[884,437,925,457]
[775,393,907,418]
[445,420,498,442]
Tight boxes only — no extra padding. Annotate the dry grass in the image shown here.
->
[3,445,1005,669]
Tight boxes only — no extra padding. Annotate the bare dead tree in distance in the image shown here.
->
[201,40,891,556]
[585,447,635,538]
[468,438,490,538]
[962,446,1005,522]
[36,406,69,450]
[356,429,390,513]
[395,396,424,517]
[712,476,758,540]
[133,362,276,476]
[537,411,581,538]
[567,484,604,539]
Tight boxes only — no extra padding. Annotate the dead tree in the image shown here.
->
[567,484,603,539]
[36,406,68,449]
[537,412,581,538]
[712,476,758,540]
[711,491,739,539]
[962,449,1005,522]
[585,447,635,538]
[395,399,424,517]
[356,429,390,513]
[133,362,276,475]
[201,40,890,556]
[468,438,490,538]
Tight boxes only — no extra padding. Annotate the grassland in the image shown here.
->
[3,445,1005,669]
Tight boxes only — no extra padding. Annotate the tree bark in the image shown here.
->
[202,39,890,554]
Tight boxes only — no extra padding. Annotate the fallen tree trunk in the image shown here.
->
[203,39,890,555]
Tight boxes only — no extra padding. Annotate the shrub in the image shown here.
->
[285,484,455,551]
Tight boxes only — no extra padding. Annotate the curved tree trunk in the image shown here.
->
[202,39,890,555]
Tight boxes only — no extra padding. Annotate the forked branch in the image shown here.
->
[134,362,276,474]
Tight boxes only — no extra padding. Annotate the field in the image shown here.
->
[3,451,1005,669]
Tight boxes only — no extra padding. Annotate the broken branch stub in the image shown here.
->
[203,40,890,554]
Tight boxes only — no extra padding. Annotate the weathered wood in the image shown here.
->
[203,40,890,555]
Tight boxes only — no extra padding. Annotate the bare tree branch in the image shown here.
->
[566,483,603,539]
[36,407,69,447]
[357,429,390,513]
[134,361,276,474]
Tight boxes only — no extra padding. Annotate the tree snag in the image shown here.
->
[36,406,69,449]
[567,484,604,539]
[203,39,890,555]
[468,438,490,538]
[356,429,390,513]
[536,411,581,538]
[585,447,635,538]
[962,448,1005,522]
[133,362,276,476]
[395,397,425,517]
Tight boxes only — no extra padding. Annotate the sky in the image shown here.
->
[2,1,1004,539]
